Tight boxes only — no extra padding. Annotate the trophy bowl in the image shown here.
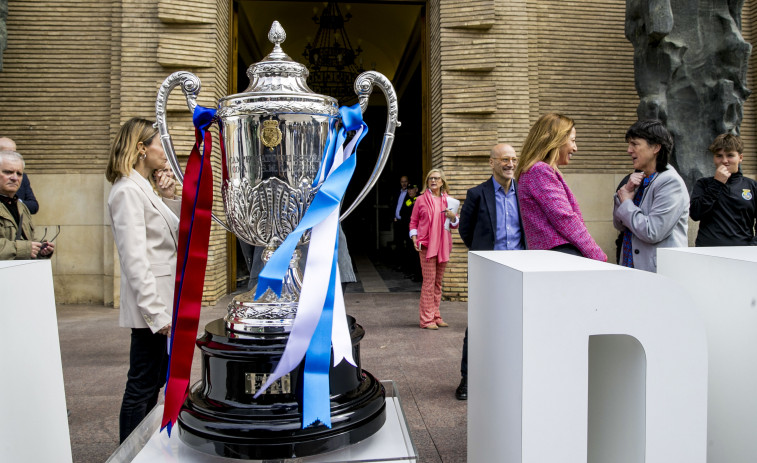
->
[155,20,399,459]
[156,20,398,334]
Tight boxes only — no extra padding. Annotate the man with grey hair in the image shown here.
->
[0,150,54,259]
[0,137,38,213]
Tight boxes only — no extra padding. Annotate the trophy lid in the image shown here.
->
[218,21,338,117]
[241,21,319,96]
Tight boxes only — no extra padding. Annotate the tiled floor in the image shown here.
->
[59,258,468,462]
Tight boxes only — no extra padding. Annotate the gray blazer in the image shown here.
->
[108,171,181,333]
[613,165,689,272]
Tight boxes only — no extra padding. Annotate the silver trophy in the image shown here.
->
[155,21,399,333]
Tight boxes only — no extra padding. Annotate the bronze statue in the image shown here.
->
[1,0,8,71]
[626,0,751,188]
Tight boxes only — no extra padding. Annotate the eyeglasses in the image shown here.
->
[428,177,442,181]
[39,225,60,252]
[40,225,60,243]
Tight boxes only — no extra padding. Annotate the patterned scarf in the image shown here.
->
[419,190,451,262]
[621,173,657,267]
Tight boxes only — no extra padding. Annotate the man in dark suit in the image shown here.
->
[391,175,410,269]
[456,143,525,400]
[398,184,421,280]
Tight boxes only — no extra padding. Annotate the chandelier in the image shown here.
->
[302,2,364,104]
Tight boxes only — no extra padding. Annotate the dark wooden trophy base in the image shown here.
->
[177,316,386,460]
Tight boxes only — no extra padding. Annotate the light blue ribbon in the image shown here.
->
[302,226,340,427]
[255,104,367,299]
[254,103,368,429]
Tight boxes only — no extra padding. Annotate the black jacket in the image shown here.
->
[17,174,38,214]
[459,177,525,251]
[399,194,416,232]
[690,172,757,246]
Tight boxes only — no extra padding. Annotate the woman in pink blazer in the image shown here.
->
[106,118,181,442]
[515,113,606,261]
[410,168,459,329]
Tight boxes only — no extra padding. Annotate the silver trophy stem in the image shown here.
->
[225,247,303,333]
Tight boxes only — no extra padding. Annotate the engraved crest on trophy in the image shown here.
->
[261,119,282,149]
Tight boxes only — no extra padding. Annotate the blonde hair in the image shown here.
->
[106,117,158,184]
[421,168,450,195]
[515,113,575,180]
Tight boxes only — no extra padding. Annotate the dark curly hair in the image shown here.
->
[625,120,673,173]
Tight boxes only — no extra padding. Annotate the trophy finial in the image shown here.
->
[268,21,286,56]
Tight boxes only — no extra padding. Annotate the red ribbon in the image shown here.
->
[161,125,214,434]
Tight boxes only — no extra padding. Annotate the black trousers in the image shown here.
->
[119,328,169,443]
[461,327,468,378]
[460,244,582,379]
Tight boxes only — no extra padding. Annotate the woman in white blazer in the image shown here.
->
[106,117,181,443]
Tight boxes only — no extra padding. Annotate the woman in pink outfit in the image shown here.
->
[409,168,459,329]
[515,113,607,261]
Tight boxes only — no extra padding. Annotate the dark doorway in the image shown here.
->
[233,1,426,262]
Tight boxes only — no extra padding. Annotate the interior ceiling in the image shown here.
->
[237,1,422,84]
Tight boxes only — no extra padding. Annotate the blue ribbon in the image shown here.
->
[255,104,367,299]
[193,105,216,135]
[254,104,368,428]
[302,228,340,427]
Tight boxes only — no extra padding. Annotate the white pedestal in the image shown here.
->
[658,247,757,463]
[0,260,72,463]
[467,250,707,463]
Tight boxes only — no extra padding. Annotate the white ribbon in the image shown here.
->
[253,125,363,398]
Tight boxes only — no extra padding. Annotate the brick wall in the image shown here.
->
[743,0,757,174]
[0,0,231,305]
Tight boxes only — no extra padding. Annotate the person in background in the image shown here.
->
[515,113,606,261]
[613,120,689,272]
[409,168,459,330]
[105,117,180,443]
[392,175,410,268]
[0,150,54,259]
[690,133,757,246]
[239,241,265,290]
[338,224,357,292]
[455,143,525,401]
[399,183,421,281]
[0,137,38,214]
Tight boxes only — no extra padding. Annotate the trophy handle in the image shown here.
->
[340,71,401,220]
[155,71,232,232]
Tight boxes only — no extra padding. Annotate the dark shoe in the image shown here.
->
[455,377,467,400]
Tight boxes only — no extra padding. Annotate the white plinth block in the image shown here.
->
[658,247,757,463]
[467,251,707,463]
[0,260,72,463]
